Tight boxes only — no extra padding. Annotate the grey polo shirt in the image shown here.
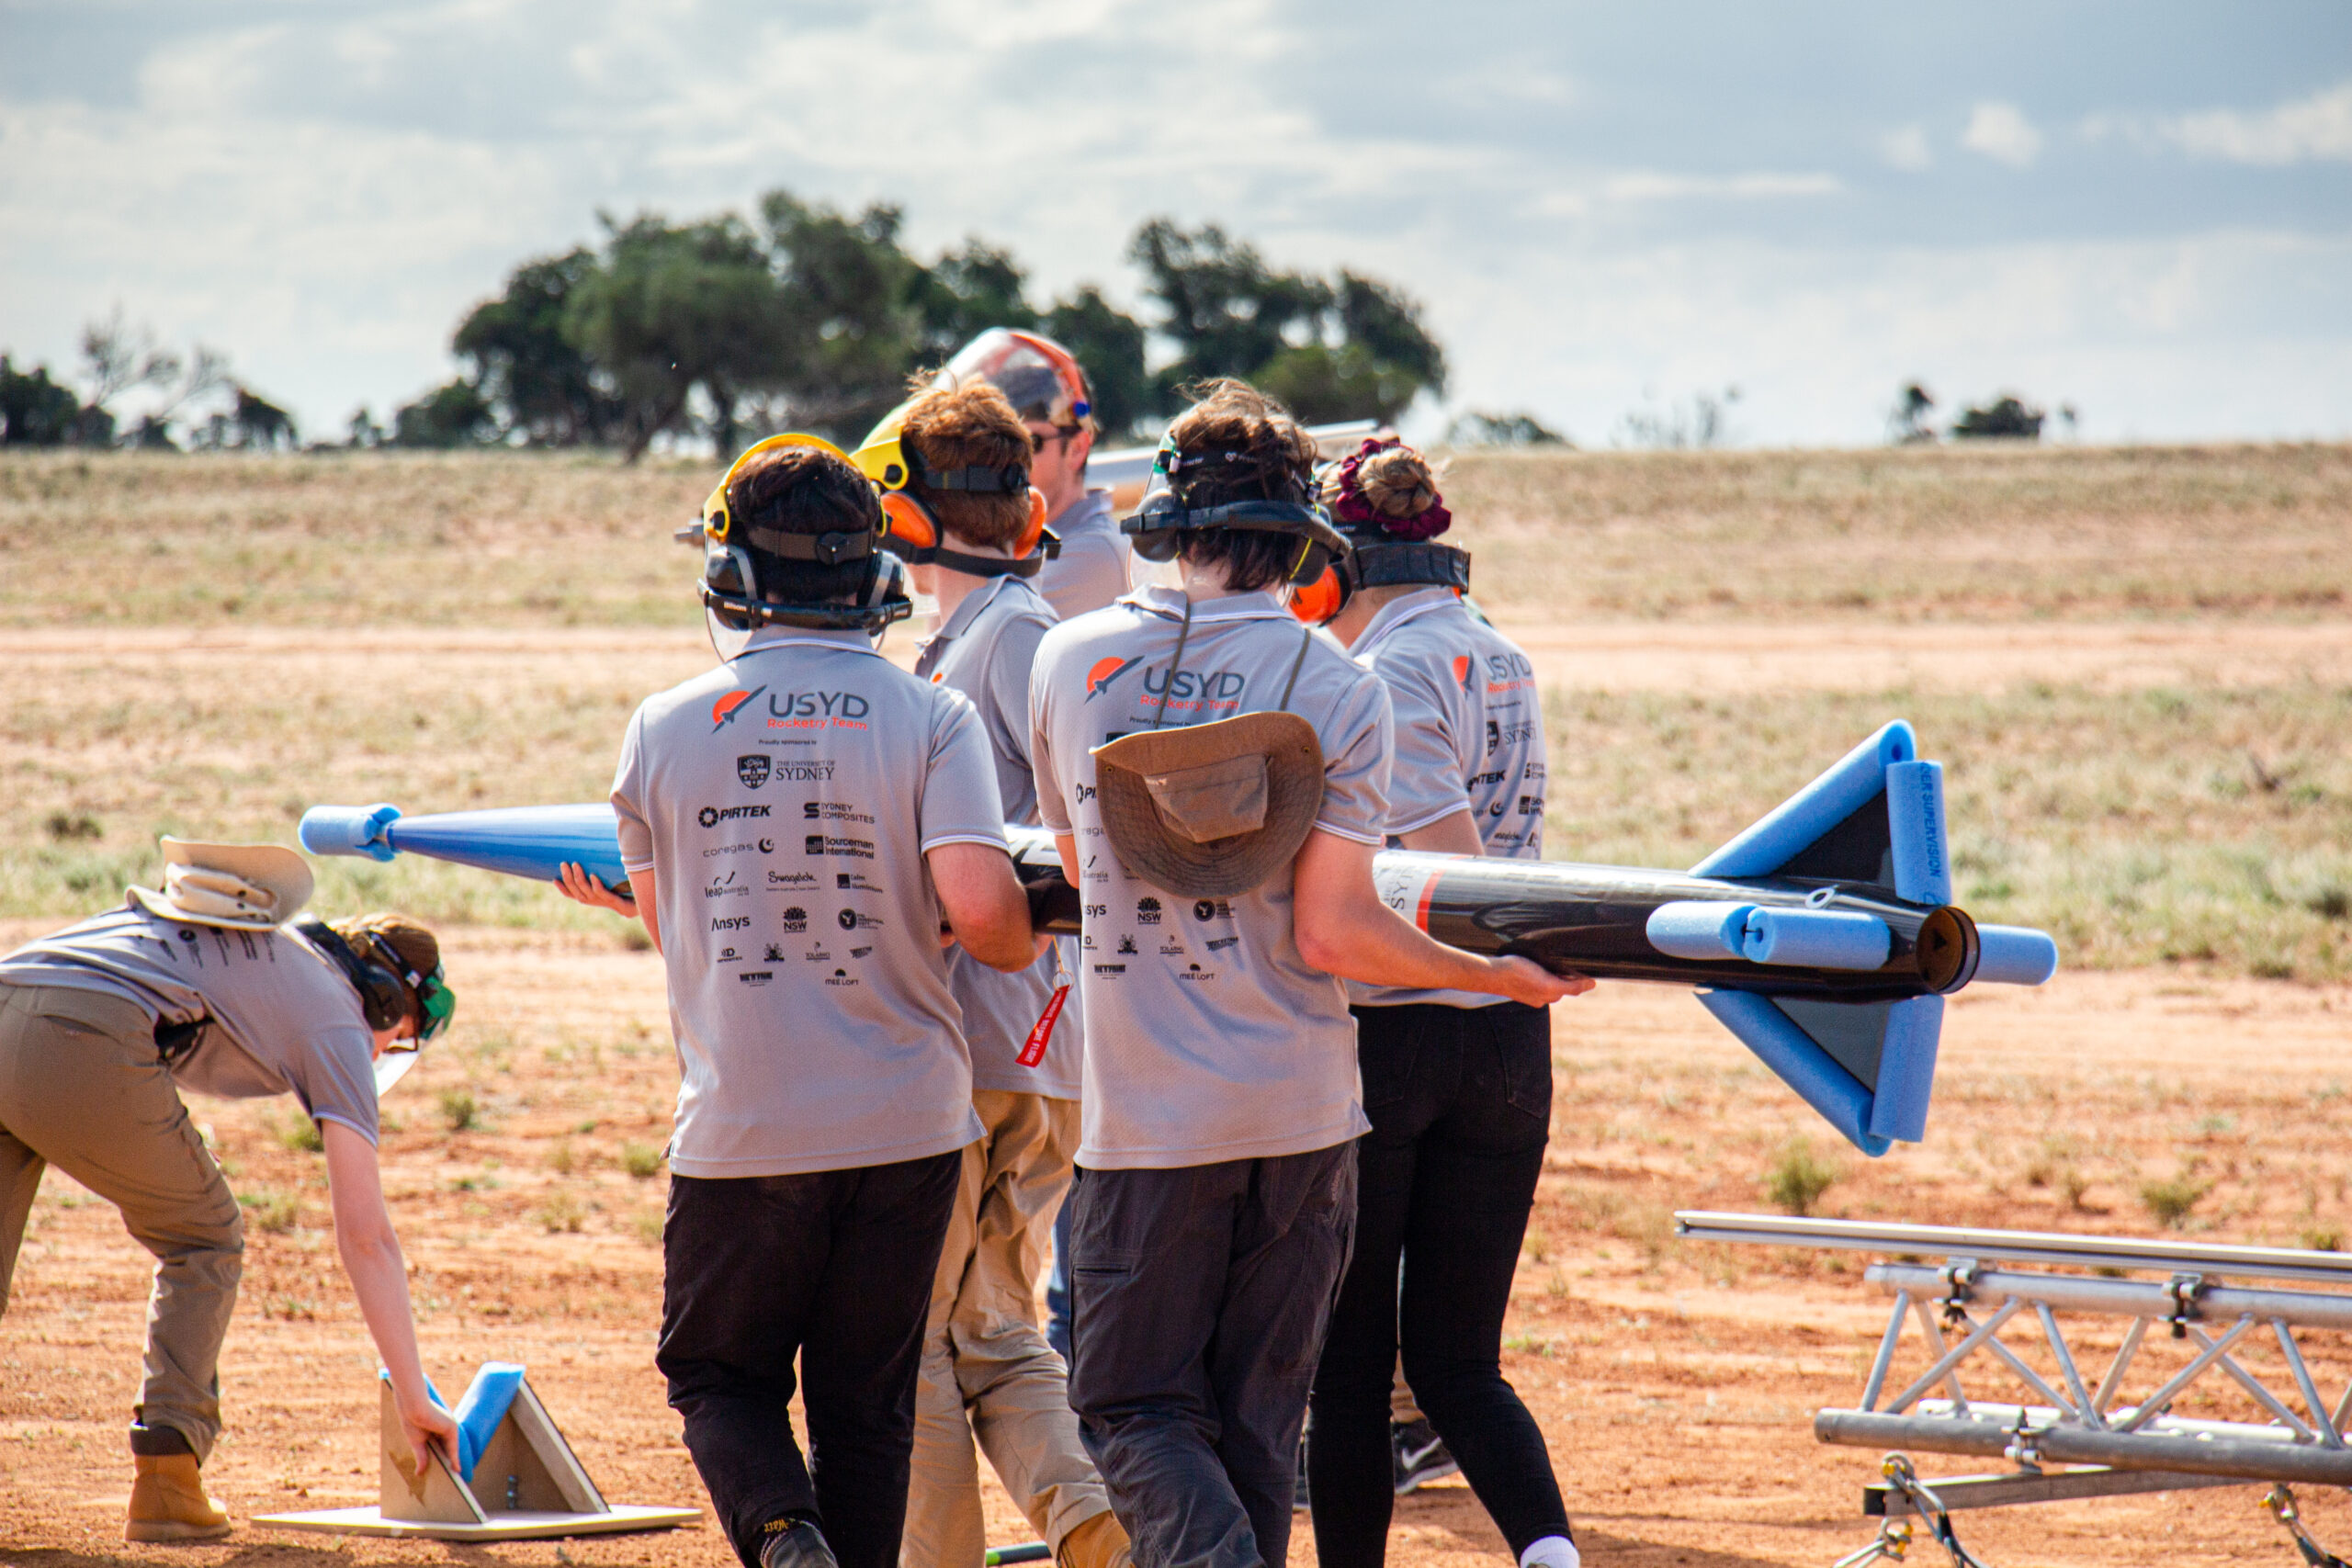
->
[1035,489,1134,621]
[1030,586,1393,1170]
[913,573,1082,1099]
[1348,589,1549,1009]
[0,907,380,1141]
[612,626,1004,1178]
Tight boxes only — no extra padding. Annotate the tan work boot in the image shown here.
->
[127,1451,232,1543]
[1057,1508,1132,1568]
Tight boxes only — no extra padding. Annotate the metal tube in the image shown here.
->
[2035,1302,2099,1427]
[2115,1317,2255,1434]
[1984,1334,2076,1417]
[1860,1292,1910,1412]
[2272,1320,2342,1449]
[1677,1212,2352,1289]
[1815,1408,2352,1486]
[1863,1262,2352,1333]
[1889,1301,2022,1415]
[2185,1325,2313,1439]
[2094,1316,2150,1419]
[1911,1294,1971,1413]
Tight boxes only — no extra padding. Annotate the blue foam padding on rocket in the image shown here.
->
[1866,995,1943,1143]
[1698,989,1891,1156]
[452,1362,526,1481]
[1740,908,1892,971]
[1691,721,1917,880]
[1974,925,2060,986]
[300,802,402,863]
[1885,761,1951,906]
[1646,901,1754,961]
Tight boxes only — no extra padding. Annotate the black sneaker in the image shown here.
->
[1293,1427,1311,1512]
[761,1518,840,1568]
[1392,1418,1459,1495]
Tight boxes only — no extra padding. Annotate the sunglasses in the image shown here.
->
[1029,426,1082,455]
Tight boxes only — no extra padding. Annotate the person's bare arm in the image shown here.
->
[1396,808,1484,857]
[557,863,661,955]
[1055,833,1080,888]
[930,841,1042,973]
[322,1121,459,1473]
[1293,830,1593,1006]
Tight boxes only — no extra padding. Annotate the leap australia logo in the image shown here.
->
[699,804,772,828]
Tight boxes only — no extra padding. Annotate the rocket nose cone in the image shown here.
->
[1916,905,1980,994]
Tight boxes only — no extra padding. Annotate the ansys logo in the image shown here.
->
[712,685,768,732]
[1085,655,1142,701]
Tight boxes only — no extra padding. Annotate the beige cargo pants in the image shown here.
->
[901,1089,1114,1568]
[0,983,244,1461]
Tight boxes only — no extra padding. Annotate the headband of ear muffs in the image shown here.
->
[297,919,415,1032]
[1120,435,1351,583]
[1291,537,1474,625]
[877,487,1059,579]
[700,434,912,637]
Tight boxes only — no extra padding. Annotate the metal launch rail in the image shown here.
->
[1677,1212,2352,1562]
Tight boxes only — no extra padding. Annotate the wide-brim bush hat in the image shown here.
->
[1092,711,1325,899]
[129,837,314,931]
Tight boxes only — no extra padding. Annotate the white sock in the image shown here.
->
[1520,1536,1579,1568]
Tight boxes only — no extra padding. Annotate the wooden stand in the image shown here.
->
[255,1379,698,1541]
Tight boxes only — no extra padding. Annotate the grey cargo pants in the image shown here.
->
[1065,1142,1356,1568]
[0,982,244,1461]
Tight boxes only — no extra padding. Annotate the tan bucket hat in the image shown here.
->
[129,837,315,931]
[1092,710,1326,898]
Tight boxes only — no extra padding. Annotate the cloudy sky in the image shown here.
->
[4,0,2347,447]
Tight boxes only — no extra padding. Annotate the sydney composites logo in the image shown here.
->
[713,685,769,732]
[1084,655,1142,702]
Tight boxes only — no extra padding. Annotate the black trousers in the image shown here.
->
[659,1154,960,1568]
[1067,1143,1357,1568]
[1307,1002,1572,1566]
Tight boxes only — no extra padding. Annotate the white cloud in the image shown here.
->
[2167,80,2352,164]
[1879,124,1933,172]
[1961,101,2042,167]
[1600,171,1843,202]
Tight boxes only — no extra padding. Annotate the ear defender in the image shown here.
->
[1289,564,1347,625]
[1016,488,1049,558]
[878,491,942,557]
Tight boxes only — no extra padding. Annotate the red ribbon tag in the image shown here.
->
[1019,984,1070,1068]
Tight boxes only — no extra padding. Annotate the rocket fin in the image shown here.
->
[1691,722,1951,904]
[1699,988,1944,1155]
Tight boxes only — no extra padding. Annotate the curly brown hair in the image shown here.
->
[900,379,1034,549]
[1163,378,1318,592]
[329,913,439,1026]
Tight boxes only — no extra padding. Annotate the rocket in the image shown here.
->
[300,720,2055,1156]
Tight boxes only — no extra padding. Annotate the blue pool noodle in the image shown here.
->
[451,1362,527,1480]
[1866,995,1943,1143]
[300,803,629,890]
[1739,908,1892,970]
[1646,901,1754,961]
[1974,925,2060,986]
[1691,721,1917,880]
[1698,989,1891,1156]
[1885,760,1951,906]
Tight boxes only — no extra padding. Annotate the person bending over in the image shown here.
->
[1028,380,1589,1568]
[1298,440,1582,1568]
[851,378,1128,1568]
[560,434,1041,1568]
[0,840,458,1542]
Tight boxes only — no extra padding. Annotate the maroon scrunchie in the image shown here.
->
[1328,438,1451,541]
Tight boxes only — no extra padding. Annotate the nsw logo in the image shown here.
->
[738,755,772,789]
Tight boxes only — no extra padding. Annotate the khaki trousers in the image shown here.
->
[901,1090,1113,1568]
[0,983,243,1461]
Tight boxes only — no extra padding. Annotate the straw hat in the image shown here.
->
[1091,712,1326,898]
[129,837,315,931]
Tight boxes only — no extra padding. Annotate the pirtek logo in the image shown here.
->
[712,686,768,731]
[699,804,772,828]
[1085,656,1141,700]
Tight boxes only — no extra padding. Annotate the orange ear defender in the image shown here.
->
[1289,564,1346,626]
[1015,488,1049,558]
[878,491,942,555]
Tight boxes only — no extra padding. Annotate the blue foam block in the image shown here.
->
[452,1362,527,1481]
[1974,925,2060,986]
[1885,761,1951,906]
[1646,901,1754,961]
[1740,908,1892,971]
[299,803,402,863]
[1698,989,1891,1156]
[1866,994,1943,1143]
[1691,721,1917,879]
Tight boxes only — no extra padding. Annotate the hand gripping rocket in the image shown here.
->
[301,721,2055,1156]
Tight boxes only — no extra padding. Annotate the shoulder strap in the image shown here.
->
[1148,597,1196,732]
[1276,626,1313,712]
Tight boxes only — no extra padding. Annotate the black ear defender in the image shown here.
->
[297,919,412,1032]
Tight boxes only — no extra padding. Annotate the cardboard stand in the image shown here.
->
[256,1374,698,1541]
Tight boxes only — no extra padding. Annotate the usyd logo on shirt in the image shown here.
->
[765,691,872,730]
[699,804,772,828]
[738,755,772,789]
[1083,655,1142,701]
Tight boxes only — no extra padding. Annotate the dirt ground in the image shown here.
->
[4,938,2350,1568]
